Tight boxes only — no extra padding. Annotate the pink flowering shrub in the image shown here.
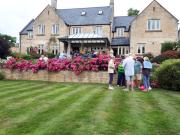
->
[4,55,121,75]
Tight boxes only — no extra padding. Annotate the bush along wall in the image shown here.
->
[155,59,180,91]
[3,55,121,75]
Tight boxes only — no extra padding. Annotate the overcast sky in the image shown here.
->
[0,0,179,42]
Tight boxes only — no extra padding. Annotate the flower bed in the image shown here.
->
[3,55,121,75]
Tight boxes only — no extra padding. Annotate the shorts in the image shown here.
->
[135,74,142,80]
[125,76,134,81]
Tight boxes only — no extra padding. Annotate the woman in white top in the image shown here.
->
[108,56,115,90]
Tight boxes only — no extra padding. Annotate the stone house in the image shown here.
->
[19,0,179,56]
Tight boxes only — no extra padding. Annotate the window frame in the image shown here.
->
[51,44,59,55]
[116,27,125,37]
[28,31,33,39]
[147,19,161,31]
[38,44,44,54]
[38,24,45,35]
[52,24,59,35]
[94,26,103,35]
[71,27,82,34]
[137,43,145,54]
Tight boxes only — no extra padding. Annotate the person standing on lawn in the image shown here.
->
[117,60,126,87]
[108,55,115,90]
[134,57,142,88]
[123,53,135,91]
[142,57,153,92]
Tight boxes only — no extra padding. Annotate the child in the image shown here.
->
[117,62,126,87]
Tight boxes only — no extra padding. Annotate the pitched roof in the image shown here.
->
[111,37,130,46]
[57,6,112,26]
[112,16,135,32]
[132,0,179,24]
[20,19,34,35]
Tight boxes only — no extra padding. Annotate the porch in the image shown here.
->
[59,33,110,55]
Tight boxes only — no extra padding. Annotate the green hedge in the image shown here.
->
[155,59,180,91]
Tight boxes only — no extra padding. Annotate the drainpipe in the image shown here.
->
[19,34,21,54]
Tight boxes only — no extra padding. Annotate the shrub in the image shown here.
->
[155,59,180,91]
[46,53,56,58]
[152,51,180,64]
[161,50,180,58]
[0,72,5,80]
[161,42,175,53]
[3,55,121,75]
[11,52,32,60]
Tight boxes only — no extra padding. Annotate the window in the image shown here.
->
[117,28,125,37]
[71,27,81,34]
[38,44,44,54]
[81,11,86,16]
[147,19,160,30]
[98,10,103,15]
[51,45,59,55]
[94,26,103,35]
[28,31,33,38]
[52,24,59,35]
[38,24,45,35]
[137,44,145,54]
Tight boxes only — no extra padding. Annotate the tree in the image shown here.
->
[0,34,16,58]
[128,8,140,16]
[0,33,16,46]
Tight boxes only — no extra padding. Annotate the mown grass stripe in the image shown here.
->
[72,86,116,135]
[0,82,37,94]
[40,85,107,135]
[0,84,77,118]
[136,91,178,135]
[2,84,61,101]
[2,85,94,135]
[0,81,23,88]
[105,89,132,135]
[126,92,149,135]
[151,91,180,133]
[30,86,102,135]
[0,84,46,100]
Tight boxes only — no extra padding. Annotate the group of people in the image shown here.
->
[108,53,152,92]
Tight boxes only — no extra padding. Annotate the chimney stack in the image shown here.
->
[110,0,114,14]
[51,0,57,9]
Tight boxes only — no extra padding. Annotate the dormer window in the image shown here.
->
[117,28,125,37]
[81,11,86,16]
[98,10,103,15]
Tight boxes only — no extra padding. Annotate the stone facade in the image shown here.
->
[1,69,117,84]
[130,0,179,56]
[19,0,179,56]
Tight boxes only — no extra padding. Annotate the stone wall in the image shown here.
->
[1,69,118,84]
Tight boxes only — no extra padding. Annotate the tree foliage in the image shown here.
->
[0,33,16,46]
[127,8,140,16]
[0,33,16,58]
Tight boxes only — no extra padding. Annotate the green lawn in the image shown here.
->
[0,81,179,135]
